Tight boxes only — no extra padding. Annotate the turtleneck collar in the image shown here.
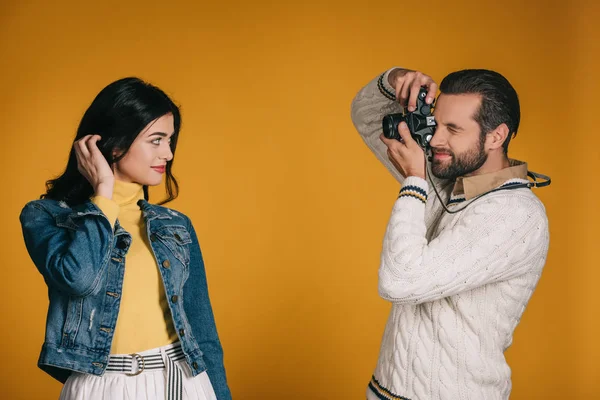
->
[113,180,145,209]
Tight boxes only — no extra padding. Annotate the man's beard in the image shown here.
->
[431,137,488,180]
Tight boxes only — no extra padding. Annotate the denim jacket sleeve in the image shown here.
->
[183,217,231,400]
[19,201,115,297]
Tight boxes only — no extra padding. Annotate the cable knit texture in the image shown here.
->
[351,71,550,400]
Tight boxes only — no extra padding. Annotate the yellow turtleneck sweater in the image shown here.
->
[91,180,177,354]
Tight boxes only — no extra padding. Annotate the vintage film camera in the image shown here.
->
[382,86,436,148]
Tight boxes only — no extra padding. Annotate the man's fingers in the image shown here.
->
[398,82,410,107]
[407,79,424,112]
[394,71,439,110]
[397,121,417,148]
[381,133,410,170]
[380,133,397,148]
[380,133,407,152]
[408,74,438,108]
[425,81,438,105]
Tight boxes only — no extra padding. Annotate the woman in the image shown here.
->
[19,77,231,400]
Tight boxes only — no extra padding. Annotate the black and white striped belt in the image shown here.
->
[106,342,186,400]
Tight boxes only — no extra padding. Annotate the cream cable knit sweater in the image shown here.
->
[351,70,550,400]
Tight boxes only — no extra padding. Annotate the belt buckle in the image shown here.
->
[125,353,145,376]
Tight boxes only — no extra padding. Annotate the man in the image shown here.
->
[351,67,550,400]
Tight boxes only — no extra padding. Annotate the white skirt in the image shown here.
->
[59,342,217,400]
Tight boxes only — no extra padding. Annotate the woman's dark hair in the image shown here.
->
[42,77,181,205]
[440,69,520,153]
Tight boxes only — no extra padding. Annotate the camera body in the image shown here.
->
[382,87,436,148]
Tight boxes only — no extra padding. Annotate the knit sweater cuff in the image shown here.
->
[377,67,402,101]
[398,176,429,204]
[91,195,120,228]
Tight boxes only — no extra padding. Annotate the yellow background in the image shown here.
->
[1,0,598,398]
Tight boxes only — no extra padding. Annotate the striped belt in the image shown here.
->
[106,342,186,400]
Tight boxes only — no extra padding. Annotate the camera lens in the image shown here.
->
[382,114,403,140]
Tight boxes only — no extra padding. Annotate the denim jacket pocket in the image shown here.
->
[153,225,192,267]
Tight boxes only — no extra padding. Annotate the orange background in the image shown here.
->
[1,0,598,398]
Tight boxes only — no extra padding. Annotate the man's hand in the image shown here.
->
[388,68,437,112]
[380,122,426,179]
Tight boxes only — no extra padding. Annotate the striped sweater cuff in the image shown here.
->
[377,67,402,101]
[398,176,428,204]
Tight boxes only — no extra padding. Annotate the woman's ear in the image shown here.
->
[111,147,124,161]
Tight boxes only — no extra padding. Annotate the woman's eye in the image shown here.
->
[151,136,172,145]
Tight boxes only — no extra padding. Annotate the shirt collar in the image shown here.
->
[452,159,528,200]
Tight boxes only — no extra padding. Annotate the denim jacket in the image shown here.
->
[19,198,231,400]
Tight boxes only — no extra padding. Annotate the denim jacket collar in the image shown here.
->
[63,199,177,237]
[136,199,178,222]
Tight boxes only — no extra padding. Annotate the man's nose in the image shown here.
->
[429,127,447,148]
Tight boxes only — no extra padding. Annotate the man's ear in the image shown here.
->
[486,123,510,151]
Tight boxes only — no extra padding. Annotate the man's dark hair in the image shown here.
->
[440,69,520,153]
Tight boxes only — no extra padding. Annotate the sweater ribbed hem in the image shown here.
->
[368,376,411,400]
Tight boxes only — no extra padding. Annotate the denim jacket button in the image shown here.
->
[162,260,171,268]
[171,295,178,303]
[179,328,185,336]
[192,362,198,369]
[174,233,182,241]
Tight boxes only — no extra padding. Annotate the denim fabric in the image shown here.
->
[20,198,231,400]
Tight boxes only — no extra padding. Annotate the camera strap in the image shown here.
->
[426,159,552,214]
[525,171,551,188]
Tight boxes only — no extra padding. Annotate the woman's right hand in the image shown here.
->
[74,135,115,199]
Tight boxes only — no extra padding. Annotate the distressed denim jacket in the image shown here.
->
[19,198,231,400]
